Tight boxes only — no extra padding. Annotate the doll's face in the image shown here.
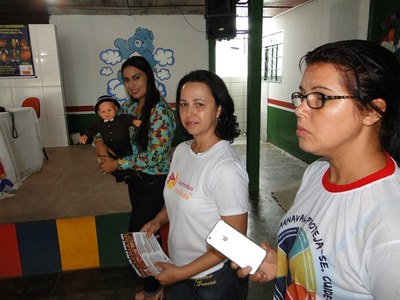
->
[97,101,118,121]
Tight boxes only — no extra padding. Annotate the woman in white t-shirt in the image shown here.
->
[141,70,249,300]
[235,39,400,299]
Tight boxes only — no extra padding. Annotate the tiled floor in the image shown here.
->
[0,138,309,299]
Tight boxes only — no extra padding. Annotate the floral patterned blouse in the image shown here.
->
[117,97,176,175]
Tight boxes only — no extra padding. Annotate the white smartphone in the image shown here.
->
[206,220,267,274]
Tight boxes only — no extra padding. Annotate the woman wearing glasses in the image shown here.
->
[235,40,400,299]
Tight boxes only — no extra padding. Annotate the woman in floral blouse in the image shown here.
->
[97,56,175,300]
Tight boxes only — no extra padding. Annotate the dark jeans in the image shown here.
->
[169,261,249,300]
[0,178,14,191]
[125,172,167,294]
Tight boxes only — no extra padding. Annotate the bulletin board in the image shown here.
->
[0,24,35,77]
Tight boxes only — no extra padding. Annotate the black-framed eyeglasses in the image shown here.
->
[291,92,355,109]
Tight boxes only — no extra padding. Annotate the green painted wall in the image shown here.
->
[67,114,100,136]
[267,106,319,164]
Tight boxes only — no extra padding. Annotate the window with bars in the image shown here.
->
[264,43,283,82]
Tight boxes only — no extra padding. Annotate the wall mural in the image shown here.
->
[98,27,175,103]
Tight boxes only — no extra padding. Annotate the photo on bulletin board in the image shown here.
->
[0,24,35,77]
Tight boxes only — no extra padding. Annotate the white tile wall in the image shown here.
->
[40,56,62,86]
[260,81,269,142]
[222,76,247,134]
[43,86,65,115]
[13,86,44,106]
[35,26,59,56]
[0,77,11,88]
[0,24,69,147]
[230,82,245,96]
[222,76,268,140]
[44,115,69,146]
[0,87,13,107]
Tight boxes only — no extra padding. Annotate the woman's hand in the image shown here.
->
[99,156,118,174]
[140,219,161,238]
[155,262,185,285]
[232,242,277,283]
[94,140,116,158]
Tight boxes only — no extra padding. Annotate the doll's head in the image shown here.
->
[93,95,120,121]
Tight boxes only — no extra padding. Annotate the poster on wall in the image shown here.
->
[368,1,400,63]
[0,24,35,77]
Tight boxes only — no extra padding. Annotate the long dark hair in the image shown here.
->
[300,39,400,163]
[121,56,160,150]
[175,70,240,143]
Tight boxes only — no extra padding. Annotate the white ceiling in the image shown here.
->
[0,0,311,21]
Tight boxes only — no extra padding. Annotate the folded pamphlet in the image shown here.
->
[121,232,172,278]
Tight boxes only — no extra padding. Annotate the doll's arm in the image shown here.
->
[79,134,88,144]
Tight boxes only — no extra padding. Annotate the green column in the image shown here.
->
[246,0,263,191]
[209,39,216,72]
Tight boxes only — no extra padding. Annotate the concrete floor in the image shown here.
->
[0,137,309,299]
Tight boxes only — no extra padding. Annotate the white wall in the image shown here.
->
[263,0,371,104]
[0,24,69,147]
[222,76,247,134]
[217,0,371,141]
[50,15,208,106]
[216,36,248,134]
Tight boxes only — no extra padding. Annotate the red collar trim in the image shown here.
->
[322,153,395,192]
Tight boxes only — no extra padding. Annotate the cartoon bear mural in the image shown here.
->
[99,26,175,101]
[114,27,157,70]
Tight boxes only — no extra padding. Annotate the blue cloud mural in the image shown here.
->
[99,27,175,103]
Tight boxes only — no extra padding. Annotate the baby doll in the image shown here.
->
[80,95,141,182]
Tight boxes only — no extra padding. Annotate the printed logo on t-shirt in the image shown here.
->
[275,214,332,300]
[167,172,178,189]
[167,172,194,200]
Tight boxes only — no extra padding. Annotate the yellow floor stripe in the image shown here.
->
[56,216,100,271]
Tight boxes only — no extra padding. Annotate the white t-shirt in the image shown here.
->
[164,140,249,278]
[275,154,400,300]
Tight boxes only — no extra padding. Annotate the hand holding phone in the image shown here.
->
[206,220,267,274]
